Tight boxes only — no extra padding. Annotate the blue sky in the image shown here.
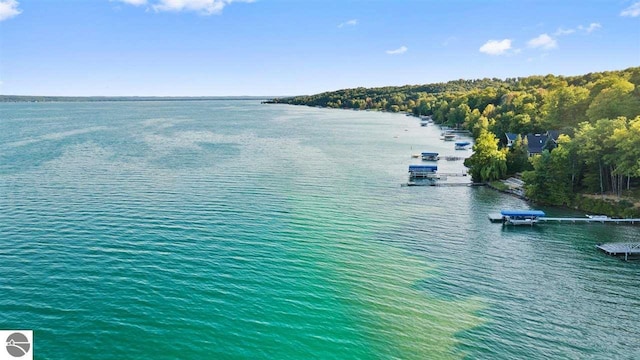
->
[0,0,639,96]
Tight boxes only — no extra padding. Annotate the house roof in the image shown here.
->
[526,133,548,154]
[505,133,518,141]
[547,130,560,141]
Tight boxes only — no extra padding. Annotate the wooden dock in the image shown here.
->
[596,243,640,261]
[436,172,468,177]
[442,156,466,161]
[403,182,484,187]
[430,182,483,187]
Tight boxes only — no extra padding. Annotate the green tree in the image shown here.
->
[413,98,431,116]
[614,116,640,180]
[506,135,530,174]
[556,134,580,191]
[510,113,533,135]
[482,103,496,118]
[522,148,573,205]
[447,103,471,127]
[574,118,628,195]
[543,85,589,129]
[471,116,490,138]
[586,79,640,122]
[463,109,482,133]
[432,100,449,123]
[464,129,507,181]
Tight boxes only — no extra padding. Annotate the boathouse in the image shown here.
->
[443,132,456,141]
[500,209,546,226]
[421,152,439,161]
[455,141,471,150]
[408,165,438,178]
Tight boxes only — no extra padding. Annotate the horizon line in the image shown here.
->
[0,95,286,100]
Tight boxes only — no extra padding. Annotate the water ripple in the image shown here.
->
[1,101,639,359]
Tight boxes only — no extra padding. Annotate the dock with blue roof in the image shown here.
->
[493,210,546,225]
[421,152,439,161]
[454,141,471,150]
[408,165,438,179]
[488,209,640,259]
[489,210,640,226]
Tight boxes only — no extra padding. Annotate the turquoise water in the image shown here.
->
[1,101,639,359]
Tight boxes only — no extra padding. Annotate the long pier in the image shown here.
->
[488,210,640,260]
[403,182,484,187]
[538,217,640,224]
[488,214,640,225]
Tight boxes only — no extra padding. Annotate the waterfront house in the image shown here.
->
[505,131,561,156]
[505,133,518,147]
[526,131,560,156]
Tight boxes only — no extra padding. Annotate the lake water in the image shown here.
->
[1,100,639,359]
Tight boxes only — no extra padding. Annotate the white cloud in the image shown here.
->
[386,46,407,55]
[154,0,220,14]
[116,0,252,15]
[338,19,357,28]
[155,0,254,15]
[555,22,601,36]
[527,33,557,50]
[112,0,147,5]
[554,27,575,36]
[621,2,640,17]
[579,22,601,33]
[479,39,512,55]
[0,0,21,21]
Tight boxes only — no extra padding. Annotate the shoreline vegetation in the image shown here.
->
[267,66,640,218]
[0,95,271,102]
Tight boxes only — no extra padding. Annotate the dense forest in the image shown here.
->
[0,95,268,102]
[269,67,640,216]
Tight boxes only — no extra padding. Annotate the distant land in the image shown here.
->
[0,95,271,102]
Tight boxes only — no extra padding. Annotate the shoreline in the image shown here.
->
[485,181,640,219]
[285,103,640,219]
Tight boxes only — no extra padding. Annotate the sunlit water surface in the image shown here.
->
[1,101,638,359]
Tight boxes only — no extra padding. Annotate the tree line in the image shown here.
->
[269,67,640,215]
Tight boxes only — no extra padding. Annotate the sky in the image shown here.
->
[0,0,639,96]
